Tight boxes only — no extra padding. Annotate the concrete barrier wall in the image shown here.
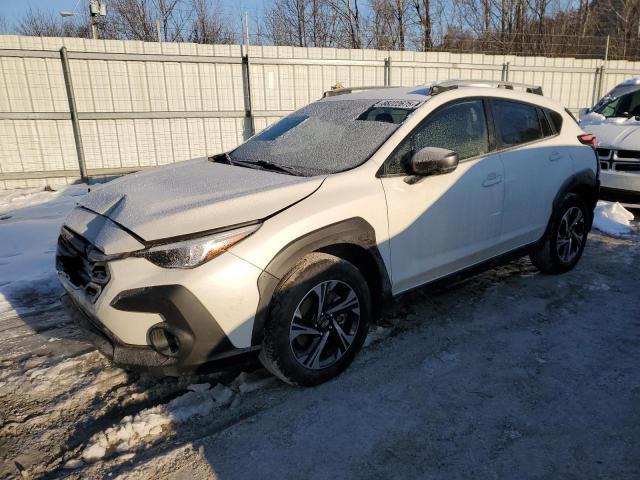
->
[1,35,639,189]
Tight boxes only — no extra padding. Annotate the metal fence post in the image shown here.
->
[241,53,255,138]
[501,62,510,82]
[59,47,88,184]
[596,37,609,100]
[241,12,255,138]
[591,66,600,105]
[597,65,605,100]
[385,56,392,86]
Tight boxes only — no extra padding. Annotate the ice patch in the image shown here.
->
[593,201,635,237]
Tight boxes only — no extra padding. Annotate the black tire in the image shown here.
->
[259,252,371,386]
[529,193,589,274]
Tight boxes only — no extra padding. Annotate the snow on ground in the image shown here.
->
[78,372,277,465]
[0,185,87,320]
[592,200,636,237]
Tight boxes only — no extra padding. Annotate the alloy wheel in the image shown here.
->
[289,280,361,370]
[557,206,585,263]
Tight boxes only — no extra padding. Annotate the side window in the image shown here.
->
[492,100,543,147]
[622,91,640,116]
[550,110,565,131]
[385,99,489,174]
[537,108,553,137]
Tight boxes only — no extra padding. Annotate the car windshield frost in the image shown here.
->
[229,99,419,176]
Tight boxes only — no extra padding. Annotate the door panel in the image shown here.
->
[492,100,574,248]
[382,154,505,293]
[380,98,505,294]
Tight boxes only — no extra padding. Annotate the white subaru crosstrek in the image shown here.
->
[58,80,599,386]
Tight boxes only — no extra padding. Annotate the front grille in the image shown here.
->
[56,227,110,302]
[616,150,640,159]
[596,148,611,158]
[616,163,640,172]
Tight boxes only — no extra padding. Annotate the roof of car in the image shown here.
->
[322,86,432,102]
[320,82,565,112]
[619,77,640,86]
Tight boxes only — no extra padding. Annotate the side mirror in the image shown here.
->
[410,147,459,177]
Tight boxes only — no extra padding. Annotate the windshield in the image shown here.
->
[229,99,418,176]
[594,88,640,118]
[593,85,640,116]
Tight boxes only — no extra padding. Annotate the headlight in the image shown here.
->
[134,224,260,269]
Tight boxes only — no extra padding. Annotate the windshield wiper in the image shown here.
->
[229,158,304,176]
[211,152,305,176]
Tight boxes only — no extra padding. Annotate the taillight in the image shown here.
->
[578,133,597,149]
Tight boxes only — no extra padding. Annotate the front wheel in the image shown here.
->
[259,252,371,386]
[530,193,589,274]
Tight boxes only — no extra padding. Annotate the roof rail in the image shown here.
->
[431,79,543,96]
[322,85,397,98]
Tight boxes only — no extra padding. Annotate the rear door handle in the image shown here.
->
[482,172,503,187]
[549,151,562,162]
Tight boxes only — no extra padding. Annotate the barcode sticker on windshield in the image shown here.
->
[373,100,423,109]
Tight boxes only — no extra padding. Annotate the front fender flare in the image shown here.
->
[251,217,391,345]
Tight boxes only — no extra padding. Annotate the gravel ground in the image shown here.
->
[1,227,639,479]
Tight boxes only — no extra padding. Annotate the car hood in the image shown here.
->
[78,158,325,241]
[580,119,640,150]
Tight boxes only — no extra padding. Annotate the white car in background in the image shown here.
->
[57,80,599,386]
[580,77,640,206]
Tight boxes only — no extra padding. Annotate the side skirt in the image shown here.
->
[391,241,538,300]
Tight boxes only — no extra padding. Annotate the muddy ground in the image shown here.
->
[1,230,639,479]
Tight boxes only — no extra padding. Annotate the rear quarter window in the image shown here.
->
[549,110,565,131]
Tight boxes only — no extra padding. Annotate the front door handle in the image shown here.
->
[482,172,503,187]
[549,151,562,162]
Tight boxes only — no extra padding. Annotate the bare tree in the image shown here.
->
[108,0,191,41]
[328,0,363,48]
[367,0,395,49]
[413,0,433,50]
[265,0,339,47]
[366,0,408,50]
[190,0,235,44]
[0,14,9,35]
[16,7,91,37]
[265,0,308,46]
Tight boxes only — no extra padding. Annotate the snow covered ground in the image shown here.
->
[1,187,639,479]
[0,186,88,321]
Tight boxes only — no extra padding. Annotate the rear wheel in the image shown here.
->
[259,252,371,386]
[530,193,589,274]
